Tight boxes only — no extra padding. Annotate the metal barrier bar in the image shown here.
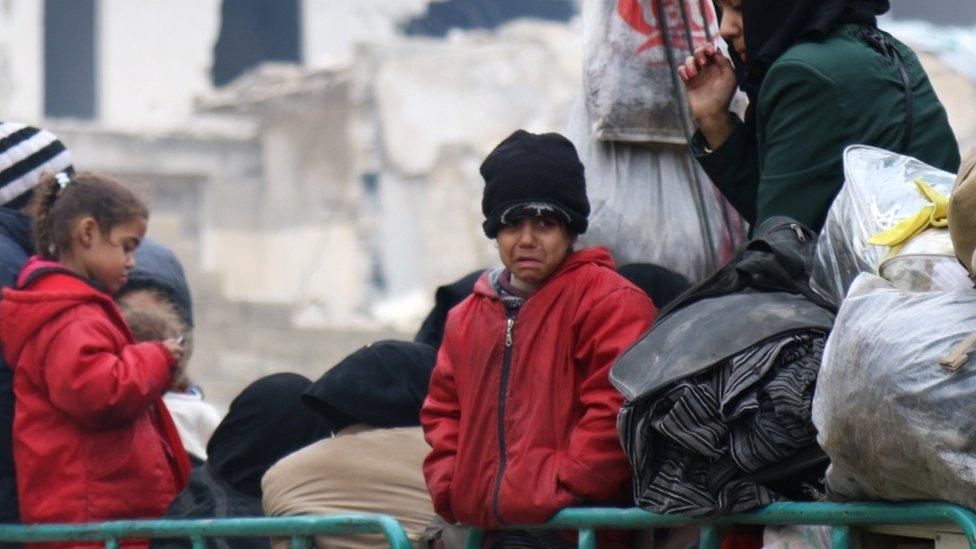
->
[465,502,976,548]
[578,528,596,549]
[831,525,851,549]
[0,514,412,549]
[698,524,721,549]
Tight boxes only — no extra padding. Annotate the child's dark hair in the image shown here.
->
[31,172,149,260]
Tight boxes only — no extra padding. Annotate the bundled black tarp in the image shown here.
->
[610,217,836,517]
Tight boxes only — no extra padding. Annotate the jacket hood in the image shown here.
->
[118,238,194,328]
[0,207,33,256]
[0,257,114,368]
[302,340,437,430]
[474,246,616,298]
[736,0,887,97]
[731,0,888,130]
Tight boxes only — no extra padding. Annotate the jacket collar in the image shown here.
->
[16,256,106,294]
[0,207,33,256]
[473,246,616,299]
[1,257,125,370]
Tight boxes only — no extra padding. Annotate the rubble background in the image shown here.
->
[0,1,971,409]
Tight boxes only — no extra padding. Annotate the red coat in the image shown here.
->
[0,258,190,529]
[421,247,656,528]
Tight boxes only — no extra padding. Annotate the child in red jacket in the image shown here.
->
[0,172,190,531]
[421,130,657,546]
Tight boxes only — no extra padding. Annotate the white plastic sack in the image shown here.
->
[813,273,976,507]
[568,98,746,282]
[812,145,965,301]
[583,0,718,144]
[877,228,970,292]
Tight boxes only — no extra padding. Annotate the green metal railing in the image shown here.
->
[3,502,976,548]
[466,502,976,549]
[0,514,412,548]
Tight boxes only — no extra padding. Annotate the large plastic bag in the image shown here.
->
[877,228,970,291]
[812,145,963,301]
[568,97,745,282]
[812,273,976,507]
[583,0,718,144]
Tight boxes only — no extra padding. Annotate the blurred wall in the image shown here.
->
[0,1,43,121]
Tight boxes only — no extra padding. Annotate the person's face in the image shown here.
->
[717,0,746,62]
[496,217,575,290]
[75,217,146,294]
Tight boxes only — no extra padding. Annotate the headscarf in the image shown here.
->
[414,270,481,349]
[206,373,334,499]
[617,263,692,309]
[302,340,437,430]
[725,0,889,114]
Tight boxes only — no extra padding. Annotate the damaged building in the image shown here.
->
[1,0,973,405]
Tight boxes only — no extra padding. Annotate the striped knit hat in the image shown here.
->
[0,121,74,210]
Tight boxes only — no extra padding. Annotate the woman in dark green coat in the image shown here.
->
[679,0,960,232]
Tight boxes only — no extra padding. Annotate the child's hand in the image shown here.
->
[162,338,185,366]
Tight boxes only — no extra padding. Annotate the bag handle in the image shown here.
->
[940,330,976,371]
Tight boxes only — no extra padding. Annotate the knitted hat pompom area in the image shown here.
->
[480,129,590,238]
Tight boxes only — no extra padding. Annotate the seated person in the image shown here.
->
[261,340,437,549]
[116,238,220,464]
[617,263,691,310]
[421,130,657,547]
[0,122,74,525]
[414,270,482,349]
[153,373,334,549]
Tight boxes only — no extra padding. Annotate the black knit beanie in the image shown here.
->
[481,130,589,238]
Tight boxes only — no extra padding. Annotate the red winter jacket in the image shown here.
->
[0,258,190,530]
[421,247,656,528]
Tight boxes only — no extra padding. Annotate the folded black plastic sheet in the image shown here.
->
[610,291,835,402]
[610,216,835,517]
[617,324,828,517]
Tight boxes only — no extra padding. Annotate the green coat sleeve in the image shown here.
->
[693,61,850,231]
[754,60,848,231]
[692,115,761,226]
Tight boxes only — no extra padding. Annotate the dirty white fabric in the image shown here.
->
[762,525,832,549]
[163,390,222,461]
[814,273,976,507]
[582,0,718,144]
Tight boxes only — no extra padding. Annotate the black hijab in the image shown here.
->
[726,0,889,107]
[206,373,334,499]
[414,270,481,349]
[618,263,692,309]
[302,340,437,431]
